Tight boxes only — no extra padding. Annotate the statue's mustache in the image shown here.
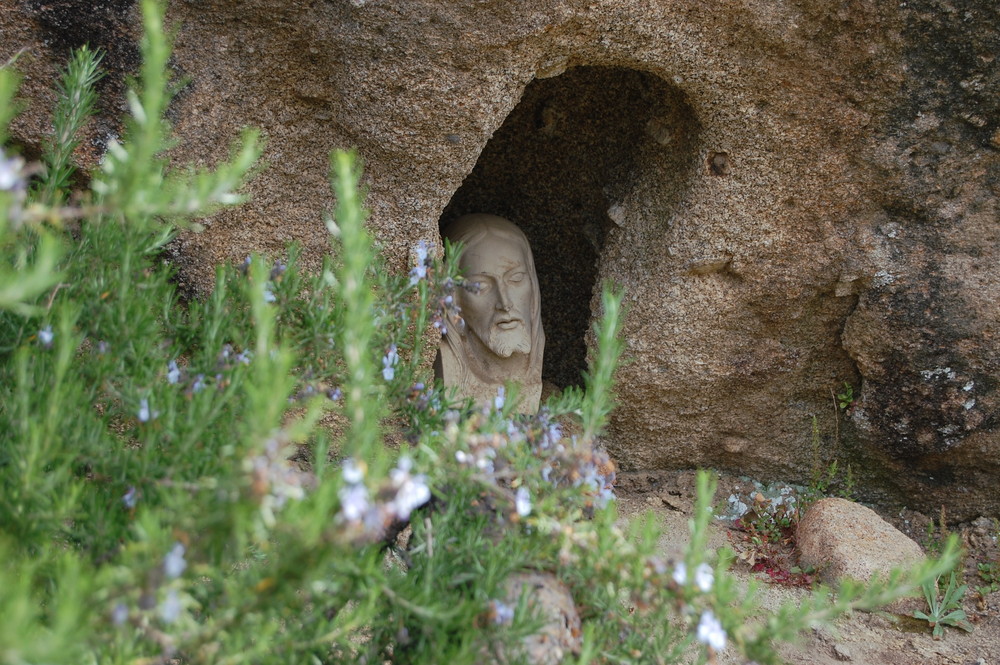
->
[493,315,523,330]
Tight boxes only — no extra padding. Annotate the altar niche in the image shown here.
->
[441,66,697,389]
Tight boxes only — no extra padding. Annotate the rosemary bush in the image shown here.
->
[0,2,959,664]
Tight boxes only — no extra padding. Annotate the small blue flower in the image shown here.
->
[390,474,430,521]
[694,563,714,592]
[596,485,615,508]
[382,344,399,381]
[192,374,206,393]
[387,456,430,521]
[122,486,138,509]
[159,589,182,624]
[697,610,726,651]
[409,241,432,286]
[408,264,427,286]
[541,423,561,449]
[0,149,27,224]
[167,360,181,384]
[137,398,158,423]
[493,386,506,411]
[0,148,26,192]
[263,284,277,303]
[236,350,252,365]
[338,483,370,523]
[341,458,365,484]
[490,599,515,625]
[38,326,54,348]
[111,602,129,626]
[163,542,187,579]
[515,487,532,517]
[415,240,429,264]
[672,561,714,592]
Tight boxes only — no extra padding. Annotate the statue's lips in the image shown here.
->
[494,318,523,331]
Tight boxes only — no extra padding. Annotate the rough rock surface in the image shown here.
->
[2,0,999,517]
[494,571,581,665]
[797,498,925,595]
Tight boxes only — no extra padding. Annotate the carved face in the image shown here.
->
[458,234,535,359]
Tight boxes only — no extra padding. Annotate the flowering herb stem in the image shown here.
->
[581,283,625,443]
[330,150,383,461]
[38,45,102,205]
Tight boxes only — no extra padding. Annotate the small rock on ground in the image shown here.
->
[492,571,581,665]
[797,498,925,612]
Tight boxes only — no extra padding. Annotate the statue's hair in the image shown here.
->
[440,214,544,379]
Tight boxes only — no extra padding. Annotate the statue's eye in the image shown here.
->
[508,272,525,284]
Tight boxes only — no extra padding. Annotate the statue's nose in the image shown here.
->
[496,287,513,312]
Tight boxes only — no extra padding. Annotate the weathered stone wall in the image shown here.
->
[3,0,998,518]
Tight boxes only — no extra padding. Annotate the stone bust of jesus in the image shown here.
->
[434,214,545,413]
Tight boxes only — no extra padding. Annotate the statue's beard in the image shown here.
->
[485,323,531,358]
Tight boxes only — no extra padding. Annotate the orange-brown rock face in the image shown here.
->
[2,0,998,517]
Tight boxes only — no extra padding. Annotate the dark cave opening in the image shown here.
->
[441,65,696,388]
